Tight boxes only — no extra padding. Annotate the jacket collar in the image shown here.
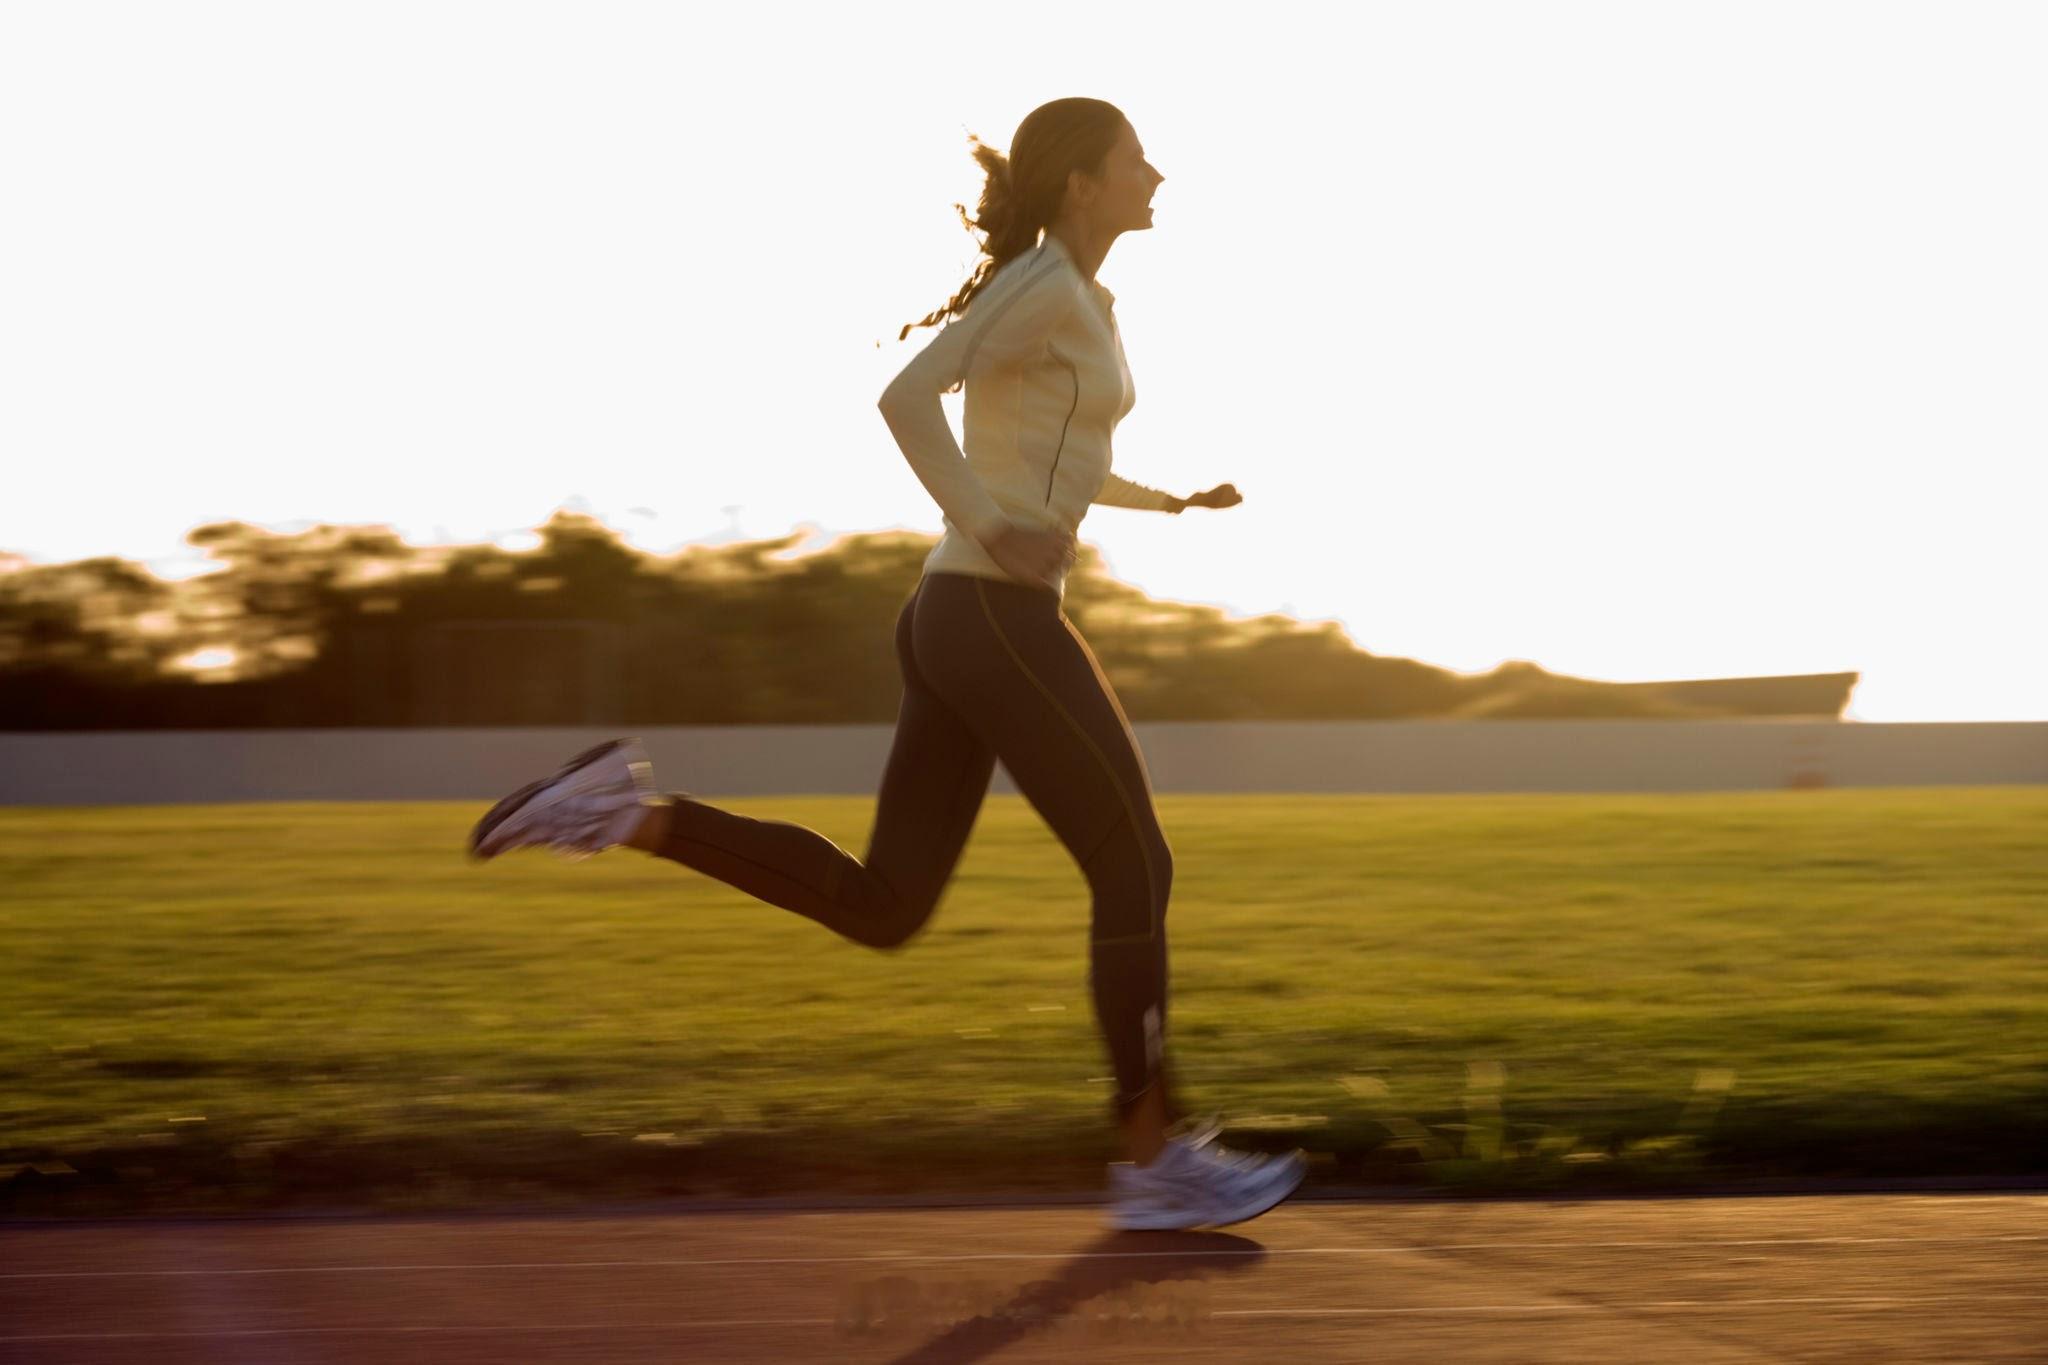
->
[1039,232,1115,307]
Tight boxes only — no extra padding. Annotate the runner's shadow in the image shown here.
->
[882,1229,1266,1364]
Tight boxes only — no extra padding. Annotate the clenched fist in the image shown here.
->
[1170,483,1243,513]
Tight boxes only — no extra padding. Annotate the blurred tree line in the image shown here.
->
[0,512,1853,729]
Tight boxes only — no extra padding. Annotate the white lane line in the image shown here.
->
[1,1234,2042,1279]
[1219,1294,2048,1317]
[0,1321,834,1342]
[2,1295,2044,1343]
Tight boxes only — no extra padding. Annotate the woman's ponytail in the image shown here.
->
[896,136,1039,341]
[897,99,1126,343]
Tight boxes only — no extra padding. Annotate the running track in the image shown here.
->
[2,1194,2043,1362]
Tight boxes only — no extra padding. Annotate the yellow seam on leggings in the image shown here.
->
[975,578,1157,944]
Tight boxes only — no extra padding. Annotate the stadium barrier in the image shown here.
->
[2,720,2043,805]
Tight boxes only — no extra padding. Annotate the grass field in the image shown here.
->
[3,787,2044,1212]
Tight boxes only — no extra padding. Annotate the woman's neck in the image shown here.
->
[1045,220,1115,283]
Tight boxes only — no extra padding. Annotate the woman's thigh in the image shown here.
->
[912,573,1170,941]
[861,580,998,917]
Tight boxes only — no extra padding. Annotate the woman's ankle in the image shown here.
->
[1121,1083,1171,1165]
[624,798,676,853]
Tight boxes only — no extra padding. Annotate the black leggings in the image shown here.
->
[654,570,1183,1127]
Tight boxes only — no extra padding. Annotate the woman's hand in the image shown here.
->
[1169,483,1243,513]
[982,523,1079,586]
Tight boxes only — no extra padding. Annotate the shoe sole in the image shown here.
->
[1109,1153,1308,1232]
[467,738,637,862]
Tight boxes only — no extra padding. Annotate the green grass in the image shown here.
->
[2,788,2044,1212]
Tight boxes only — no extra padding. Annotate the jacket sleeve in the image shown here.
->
[877,251,1080,546]
[1092,471,1179,511]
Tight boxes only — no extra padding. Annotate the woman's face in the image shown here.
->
[1080,121,1165,233]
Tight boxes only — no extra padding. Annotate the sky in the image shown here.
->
[3,1,2043,722]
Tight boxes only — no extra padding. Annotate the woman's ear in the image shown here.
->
[1065,166,1096,212]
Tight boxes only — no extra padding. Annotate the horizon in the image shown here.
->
[4,1,2043,723]
[0,507,1905,711]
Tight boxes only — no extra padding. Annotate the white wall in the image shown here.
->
[2,721,2043,805]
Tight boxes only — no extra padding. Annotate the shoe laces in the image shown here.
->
[1164,1134,1280,1185]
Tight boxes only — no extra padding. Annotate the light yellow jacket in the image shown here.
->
[878,232,1175,595]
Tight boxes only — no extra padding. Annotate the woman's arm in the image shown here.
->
[877,253,1082,547]
[1095,476,1244,515]
[1093,472,1186,513]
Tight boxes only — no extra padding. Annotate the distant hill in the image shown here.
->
[0,512,1856,729]
[1440,661,1857,720]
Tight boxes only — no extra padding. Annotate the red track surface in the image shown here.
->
[3,1194,2043,1362]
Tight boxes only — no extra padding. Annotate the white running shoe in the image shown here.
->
[1172,1112,1224,1151]
[468,738,662,862]
[1106,1134,1308,1231]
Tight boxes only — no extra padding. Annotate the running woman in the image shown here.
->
[468,98,1306,1231]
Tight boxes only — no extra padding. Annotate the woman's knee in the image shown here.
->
[869,896,939,951]
[838,872,938,951]
[868,920,920,951]
[1083,821,1172,940]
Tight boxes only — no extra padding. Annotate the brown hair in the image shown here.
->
[897,97,1128,343]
